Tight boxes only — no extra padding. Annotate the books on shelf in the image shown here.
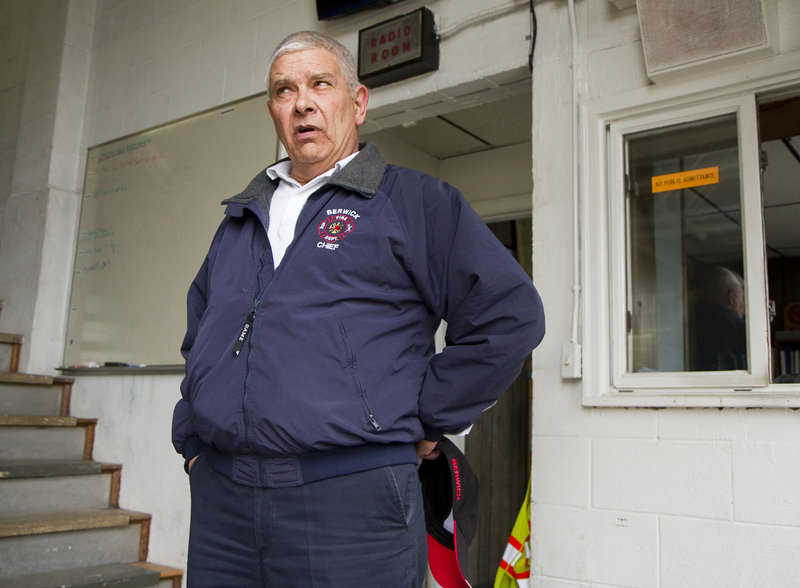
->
[776,330,800,375]
[779,347,800,376]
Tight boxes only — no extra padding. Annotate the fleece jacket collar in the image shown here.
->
[222,141,387,209]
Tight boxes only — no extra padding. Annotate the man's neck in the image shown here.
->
[287,151,360,185]
[289,144,360,185]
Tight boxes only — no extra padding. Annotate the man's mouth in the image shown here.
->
[296,125,318,138]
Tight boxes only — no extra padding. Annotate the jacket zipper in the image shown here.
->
[240,232,272,484]
[339,322,382,432]
[233,307,256,356]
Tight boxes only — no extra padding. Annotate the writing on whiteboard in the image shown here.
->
[78,227,114,243]
[76,258,112,275]
[77,242,116,257]
[87,185,128,199]
[98,153,164,174]
[98,137,152,162]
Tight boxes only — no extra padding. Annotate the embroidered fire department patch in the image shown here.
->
[318,213,356,243]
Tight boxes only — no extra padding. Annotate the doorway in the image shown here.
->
[467,218,532,587]
[361,90,534,586]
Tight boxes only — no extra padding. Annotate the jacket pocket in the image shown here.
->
[339,320,382,432]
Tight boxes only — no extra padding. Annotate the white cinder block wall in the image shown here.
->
[0,0,89,374]
[531,1,800,587]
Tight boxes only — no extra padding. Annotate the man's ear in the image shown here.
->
[725,287,738,308]
[354,84,369,126]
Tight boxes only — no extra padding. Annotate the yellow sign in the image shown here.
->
[652,166,719,194]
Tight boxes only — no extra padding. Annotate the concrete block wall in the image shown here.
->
[1,0,36,215]
[83,0,533,148]
[531,410,800,587]
[0,0,92,374]
[531,1,800,586]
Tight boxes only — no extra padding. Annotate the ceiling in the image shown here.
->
[762,136,800,258]
[363,92,532,160]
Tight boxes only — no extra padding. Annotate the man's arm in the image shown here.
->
[171,249,212,471]
[401,176,545,440]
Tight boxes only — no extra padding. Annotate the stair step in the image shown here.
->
[0,508,132,538]
[0,315,183,584]
[130,562,184,588]
[0,374,74,416]
[0,416,95,461]
[0,372,57,385]
[0,459,103,478]
[0,461,121,514]
[0,509,148,577]
[0,414,79,426]
[0,332,23,344]
[0,562,161,588]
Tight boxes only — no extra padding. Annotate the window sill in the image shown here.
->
[583,385,800,408]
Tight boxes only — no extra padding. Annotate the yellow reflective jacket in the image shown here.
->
[494,480,530,588]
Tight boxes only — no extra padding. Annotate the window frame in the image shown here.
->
[579,56,800,407]
[610,96,769,389]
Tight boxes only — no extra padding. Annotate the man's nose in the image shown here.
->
[294,87,315,113]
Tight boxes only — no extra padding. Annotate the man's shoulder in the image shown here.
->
[380,161,458,205]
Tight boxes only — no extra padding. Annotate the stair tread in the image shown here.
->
[0,372,54,385]
[0,562,161,588]
[130,561,184,580]
[0,371,74,385]
[0,332,23,344]
[0,508,145,538]
[0,459,106,478]
[0,414,86,426]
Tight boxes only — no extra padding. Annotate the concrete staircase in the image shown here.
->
[0,306,183,587]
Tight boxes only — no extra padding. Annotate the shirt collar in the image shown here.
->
[266,151,359,188]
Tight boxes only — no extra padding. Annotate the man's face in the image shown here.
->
[267,48,368,184]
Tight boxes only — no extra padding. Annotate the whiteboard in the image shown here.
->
[65,94,278,367]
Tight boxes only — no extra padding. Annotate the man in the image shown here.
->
[172,30,545,587]
[692,265,746,371]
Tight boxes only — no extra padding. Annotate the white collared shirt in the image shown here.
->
[265,152,358,267]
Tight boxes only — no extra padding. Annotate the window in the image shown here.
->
[761,96,800,384]
[625,113,746,374]
[581,84,800,406]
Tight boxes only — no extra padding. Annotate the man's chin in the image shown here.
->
[290,143,328,163]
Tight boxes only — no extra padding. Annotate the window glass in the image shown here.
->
[761,97,800,384]
[624,113,746,373]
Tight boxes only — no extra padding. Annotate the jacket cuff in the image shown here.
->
[182,436,206,474]
[423,426,444,443]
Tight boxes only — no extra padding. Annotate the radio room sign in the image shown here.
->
[358,7,439,88]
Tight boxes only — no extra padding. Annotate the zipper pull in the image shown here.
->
[368,414,382,432]
[233,311,256,356]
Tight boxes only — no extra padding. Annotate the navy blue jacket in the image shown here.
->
[172,143,545,487]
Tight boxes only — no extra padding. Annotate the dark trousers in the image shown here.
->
[187,453,427,587]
